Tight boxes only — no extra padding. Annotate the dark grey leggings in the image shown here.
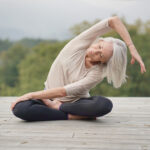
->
[12,95,113,122]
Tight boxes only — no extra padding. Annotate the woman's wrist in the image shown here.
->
[127,43,134,48]
[30,92,34,99]
[127,43,136,52]
[30,91,45,99]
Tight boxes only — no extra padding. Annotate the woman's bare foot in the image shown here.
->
[68,114,97,120]
[42,99,97,120]
[51,100,63,110]
[42,99,62,110]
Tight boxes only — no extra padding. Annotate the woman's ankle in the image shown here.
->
[68,114,96,120]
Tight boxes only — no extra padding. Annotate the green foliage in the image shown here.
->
[0,39,13,52]
[17,41,67,95]
[0,18,149,96]
[0,44,29,86]
[15,38,58,48]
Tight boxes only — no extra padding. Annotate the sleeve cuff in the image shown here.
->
[103,17,111,29]
[63,85,72,96]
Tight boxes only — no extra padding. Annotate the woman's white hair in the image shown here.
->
[93,37,128,88]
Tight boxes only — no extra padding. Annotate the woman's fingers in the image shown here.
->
[140,61,146,74]
[11,93,33,111]
[11,101,17,111]
[11,99,26,111]
[129,46,146,74]
[11,97,27,111]
[11,100,21,111]
[130,55,146,74]
[137,59,146,74]
[10,102,13,111]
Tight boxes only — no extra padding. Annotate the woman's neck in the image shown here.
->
[85,55,92,69]
[85,55,101,69]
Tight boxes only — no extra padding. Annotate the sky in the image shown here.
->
[0,0,149,41]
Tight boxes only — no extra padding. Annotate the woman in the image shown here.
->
[11,16,146,121]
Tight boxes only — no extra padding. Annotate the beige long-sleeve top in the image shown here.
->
[44,18,112,103]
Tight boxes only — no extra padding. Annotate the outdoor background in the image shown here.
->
[0,0,149,96]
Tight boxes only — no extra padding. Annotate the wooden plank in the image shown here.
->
[1,130,150,140]
[0,97,150,150]
[0,136,150,149]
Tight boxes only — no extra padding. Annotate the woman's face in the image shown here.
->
[86,40,113,64]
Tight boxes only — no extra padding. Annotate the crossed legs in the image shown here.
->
[12,96,113,121]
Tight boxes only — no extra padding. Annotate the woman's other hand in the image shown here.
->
[129,44,146,74]
[109,16,146,74]
[10,92,33,111]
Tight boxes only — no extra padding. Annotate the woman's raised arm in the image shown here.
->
[108,16,146,74]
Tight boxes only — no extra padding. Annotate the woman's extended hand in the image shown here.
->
[129,45,146,74]
[109,16,146,74]
[10,92,33,111]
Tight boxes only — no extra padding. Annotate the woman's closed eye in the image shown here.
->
[99,45,103,57]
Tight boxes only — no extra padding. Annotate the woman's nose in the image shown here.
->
[99,49,102,53]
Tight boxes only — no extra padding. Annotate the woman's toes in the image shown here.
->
[52,100,62,110]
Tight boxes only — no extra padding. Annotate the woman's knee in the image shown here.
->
[12,100,33,121]
[94,96,113,117]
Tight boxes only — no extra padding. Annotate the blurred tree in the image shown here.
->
[0,39,13,52]
[16,41,68,95]
[0,44,30,87]
[0,17,149,96]
[0,44,30,95]
[15,38,58,48]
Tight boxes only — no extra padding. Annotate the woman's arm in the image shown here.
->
[31,87,67,99]
[11,87,67,110]
[108,16,134,46]
[108,16,146,74]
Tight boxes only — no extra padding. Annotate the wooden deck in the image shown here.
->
[0,97,150,150]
